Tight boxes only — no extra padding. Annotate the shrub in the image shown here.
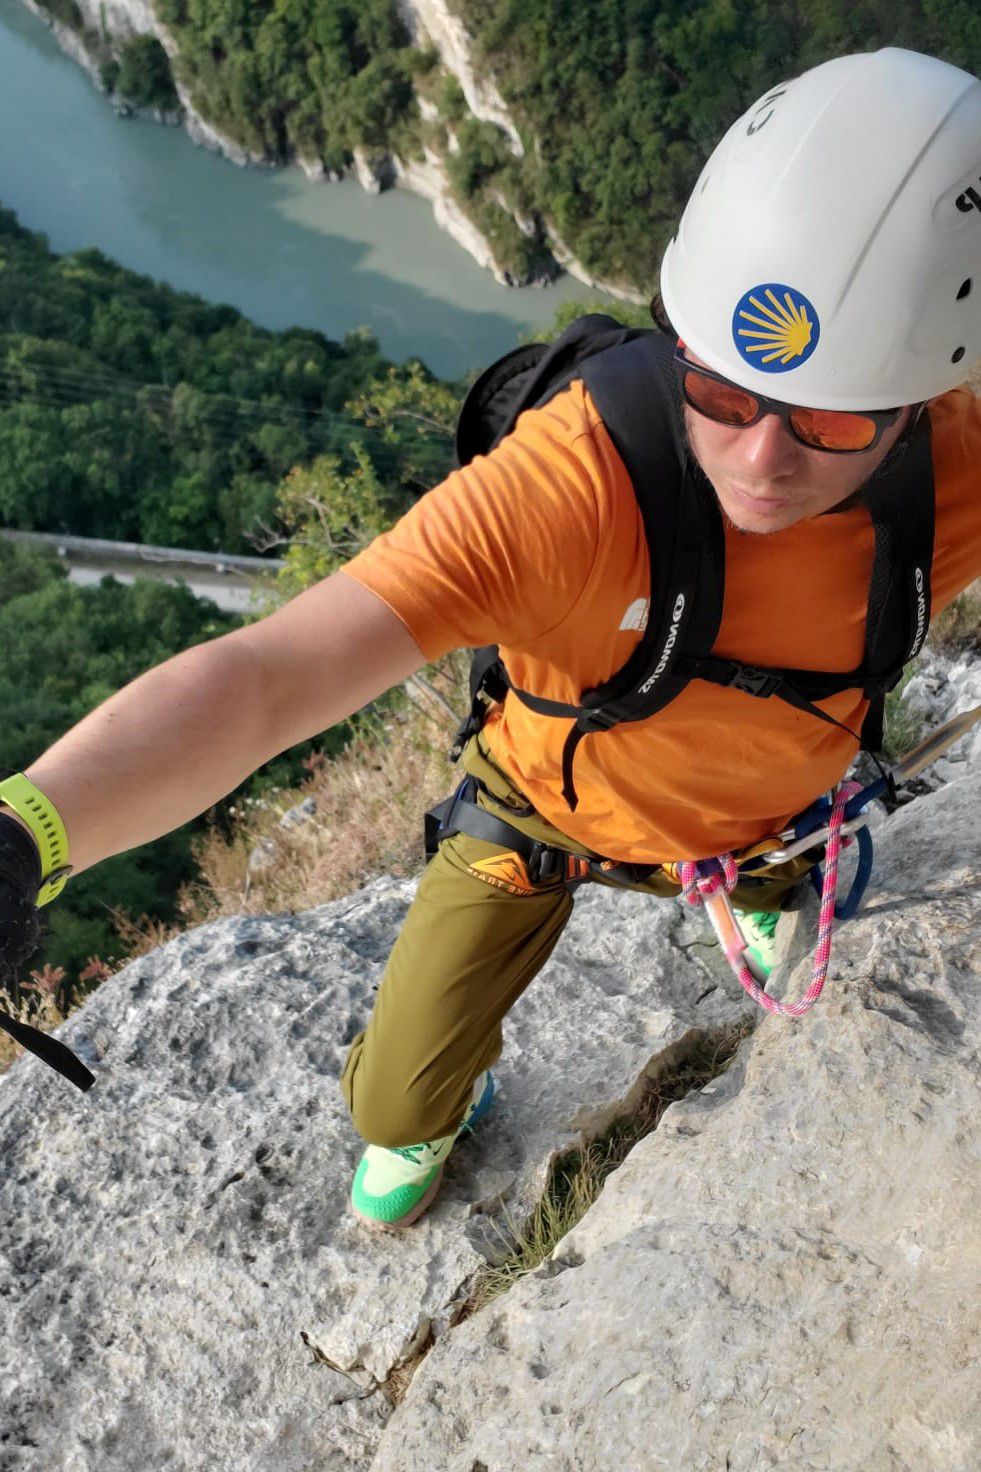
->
[115,36,179,112]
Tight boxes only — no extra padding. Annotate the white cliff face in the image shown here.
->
[394,146,524,286]
[395,0,524,157]
[547,219,649,305]
[73,0,158,34]
[21,0,104,88]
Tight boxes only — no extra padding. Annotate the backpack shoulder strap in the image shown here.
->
[862,413,936,677]
[454,313,645,467]
[451,330,725,809]
[578,333,724,716]
[854,410,936,752]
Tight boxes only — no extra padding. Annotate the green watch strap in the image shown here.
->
[0,774,72,906]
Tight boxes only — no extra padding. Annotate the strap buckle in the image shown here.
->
[726,665,782,698]
[449,712,483,762]
[578,707,619,734]
[524,844,592,886]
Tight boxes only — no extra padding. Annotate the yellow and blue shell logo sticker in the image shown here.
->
[732,283,820,373]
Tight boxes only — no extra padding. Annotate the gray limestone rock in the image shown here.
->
[0,860,751,1470]
[372,770,981,1472]
[3,704,978,1470]
[900,649,981,791]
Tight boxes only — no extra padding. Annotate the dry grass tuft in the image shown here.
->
[458,1021,752,1319]
[0,986,71,1076]
[928,579,981,656]
[377,1328,436,1409]
[177,653,469,929]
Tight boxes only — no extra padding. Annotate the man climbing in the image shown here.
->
[1,47,979,1232]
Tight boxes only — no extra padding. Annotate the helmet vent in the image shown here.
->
[956,278,972,301]
[951,346,966,363]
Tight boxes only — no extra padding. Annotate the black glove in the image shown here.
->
[0,811,43,983]
[0,813,95,1092]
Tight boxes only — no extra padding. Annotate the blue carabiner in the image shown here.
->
[808,819,874,919]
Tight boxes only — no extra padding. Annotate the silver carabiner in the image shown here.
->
[758,809,872,865]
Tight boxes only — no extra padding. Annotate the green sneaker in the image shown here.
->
[351,1070,495,1232]
[740,908,783,979]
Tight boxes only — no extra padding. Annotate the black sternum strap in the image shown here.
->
[561,727,587,810]
[687,653,899,743]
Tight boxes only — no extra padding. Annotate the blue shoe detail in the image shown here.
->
[457,1069,495,1136]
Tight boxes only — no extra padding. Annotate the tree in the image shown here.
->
[115,36,180,111]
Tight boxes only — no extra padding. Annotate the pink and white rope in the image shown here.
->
[678,781,862,1018]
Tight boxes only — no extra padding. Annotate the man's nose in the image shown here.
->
[734,413,799,475]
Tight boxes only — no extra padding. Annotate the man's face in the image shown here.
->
[682,349,912,535]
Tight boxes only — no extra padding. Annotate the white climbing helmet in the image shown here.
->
[659,47,981,410]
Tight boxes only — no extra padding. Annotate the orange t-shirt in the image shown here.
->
[345,381,981,863]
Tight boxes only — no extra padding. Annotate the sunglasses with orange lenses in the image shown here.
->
[673,343,905,453]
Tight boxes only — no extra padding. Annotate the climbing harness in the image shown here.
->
[427,703,981,1021]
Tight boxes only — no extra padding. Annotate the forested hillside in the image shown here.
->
[156,0,422,168]
[0,207,454,552]
[0,540,239,992]
[0,203,463,1008]
[455,0,981,284]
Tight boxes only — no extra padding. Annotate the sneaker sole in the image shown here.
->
[350,1163,446,1232]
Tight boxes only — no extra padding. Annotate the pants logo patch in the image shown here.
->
[467,851,537,895]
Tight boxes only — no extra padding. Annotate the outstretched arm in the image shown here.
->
[6,571,425,878]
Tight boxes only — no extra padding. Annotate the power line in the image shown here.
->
[0,363,457,478]
[0,357,459,442]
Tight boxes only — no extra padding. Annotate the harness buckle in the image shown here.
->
[526,842,556,884]
[726,665,782,699]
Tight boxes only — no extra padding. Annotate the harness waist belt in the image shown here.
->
[424,776,660,888]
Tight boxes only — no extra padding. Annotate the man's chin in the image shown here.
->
[715,485,801,535]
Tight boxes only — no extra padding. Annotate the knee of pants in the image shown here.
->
[341,1036,478,1148]
[346,1083,462,1149]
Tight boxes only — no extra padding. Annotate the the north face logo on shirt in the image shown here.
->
[619,598,650,632]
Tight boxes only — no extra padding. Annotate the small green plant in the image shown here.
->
[929,585,981,655]
[882,662,925,764]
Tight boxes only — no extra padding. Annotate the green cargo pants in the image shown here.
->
[339,729,813,1147]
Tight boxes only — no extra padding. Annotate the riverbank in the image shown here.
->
[0,1,606,379]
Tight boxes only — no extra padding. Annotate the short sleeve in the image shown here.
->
[342,381,604,661]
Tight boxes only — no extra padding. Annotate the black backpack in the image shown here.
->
[447,314,935,812]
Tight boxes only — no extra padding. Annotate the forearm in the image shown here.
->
[3,572,426,884]
[19,629,277,878]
